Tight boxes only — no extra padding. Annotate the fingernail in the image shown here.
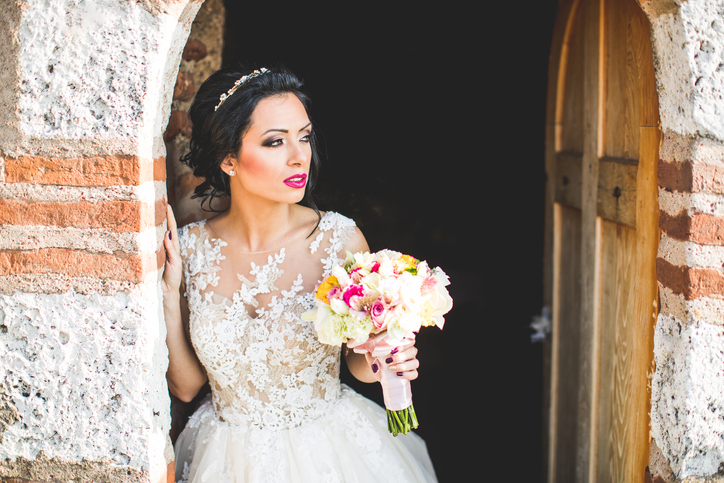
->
[371,363,379,373]
[390,348,399,355]
[385,357,393,364]
[168,231,172,240]
[396,372,404,377]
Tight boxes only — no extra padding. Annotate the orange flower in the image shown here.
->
[394,254,418,273]
[315,275,339,304]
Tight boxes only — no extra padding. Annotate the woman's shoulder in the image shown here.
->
[177,218,207,241]
[317,210,357,232]
[177,218,216,260]
[316,211,369,254]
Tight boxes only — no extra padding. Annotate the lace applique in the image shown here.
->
[178,212,357,431]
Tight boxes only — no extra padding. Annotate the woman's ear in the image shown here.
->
[220,154,236,176]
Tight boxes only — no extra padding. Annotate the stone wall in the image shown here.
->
[0,1,202,482]
[641,0,724,481]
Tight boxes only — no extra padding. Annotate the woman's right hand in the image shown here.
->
[162,204,182,295]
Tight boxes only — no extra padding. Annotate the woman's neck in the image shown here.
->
[209,195,308,253]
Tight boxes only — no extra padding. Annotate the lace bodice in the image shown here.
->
[178,212,357,431]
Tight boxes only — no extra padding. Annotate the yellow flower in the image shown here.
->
[315,275,339,304]
[393,254,418,273]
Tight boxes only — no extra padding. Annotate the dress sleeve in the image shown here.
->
[315,212,358,276]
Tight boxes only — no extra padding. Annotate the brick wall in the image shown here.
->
[0,1,202,482]
[641,0,724,480]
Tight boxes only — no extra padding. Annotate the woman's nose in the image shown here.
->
[288,141,309,166]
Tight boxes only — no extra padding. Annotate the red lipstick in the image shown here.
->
[283,173,307,189]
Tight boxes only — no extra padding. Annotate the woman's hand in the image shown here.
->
[364,341,420,382]
[162,204,182,296]
[346,332,421,383]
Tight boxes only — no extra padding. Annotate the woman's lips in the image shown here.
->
[283,173,307,189]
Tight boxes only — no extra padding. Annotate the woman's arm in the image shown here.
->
[163,205,207,402]
[341,226,421,384]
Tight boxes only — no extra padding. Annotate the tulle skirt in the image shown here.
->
[174,385,437,483]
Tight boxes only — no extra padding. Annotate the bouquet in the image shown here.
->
[303,250,453,435]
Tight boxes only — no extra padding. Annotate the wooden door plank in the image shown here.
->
[545,2,583,480]
[578,0,604,480]
[596,221,637,482]
[558,2,586,154]
[625,126,660,483]
[604,0,627,158]
[554,204,583,482]
[624,0,642,158]
[597,157,638,227]
[555,152,584,210]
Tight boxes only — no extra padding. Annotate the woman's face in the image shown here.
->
[225,93,312,205]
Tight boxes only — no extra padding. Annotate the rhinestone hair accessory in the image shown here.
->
[214,68,270,111]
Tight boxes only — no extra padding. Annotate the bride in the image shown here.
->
[162,65,437,482]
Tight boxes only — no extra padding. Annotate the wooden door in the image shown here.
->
[542,0,660,481]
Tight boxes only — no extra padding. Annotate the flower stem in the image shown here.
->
[386,404,419,436]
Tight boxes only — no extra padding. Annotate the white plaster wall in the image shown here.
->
[651,313,724,477]
[647,0,724,139]
[0,0,202,480]
[0,284,170,473]
[12,0,199,158]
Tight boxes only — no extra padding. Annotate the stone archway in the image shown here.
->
[0,1,722,482]
[642,1,724,480]
[0,1,203,482]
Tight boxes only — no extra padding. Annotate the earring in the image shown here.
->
[229,170,236,176]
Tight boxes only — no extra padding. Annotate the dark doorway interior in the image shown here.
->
[222,3,557,480]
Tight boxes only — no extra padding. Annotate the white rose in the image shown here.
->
[427,281,453,329]
[386,309,423,343]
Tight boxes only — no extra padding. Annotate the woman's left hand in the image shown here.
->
[364,342,420,382]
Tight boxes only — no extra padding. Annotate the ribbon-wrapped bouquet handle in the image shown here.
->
[349,333,417,435]
[302,250,453,436]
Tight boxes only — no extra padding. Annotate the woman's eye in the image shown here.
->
[264,138,284,147]
[300,134,311,143]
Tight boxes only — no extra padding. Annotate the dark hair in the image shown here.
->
[181,64,321,218]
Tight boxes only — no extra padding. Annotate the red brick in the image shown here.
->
[173,71,195,102]
[5,156,140,186]
[658,160,693,192]
[657,257,724,299]
[164,111,192,141]
[658,159,724,194]
[164,460,175,483]
[0,200,143,232]
[659,211,724,246]
[182,39,207,61]
[154,156,167,182]
[0,249,142,282]
[0,248,164,282]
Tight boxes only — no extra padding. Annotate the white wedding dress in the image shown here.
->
[174,211,437,483]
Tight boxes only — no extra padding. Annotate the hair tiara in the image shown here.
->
[214,68,270,111]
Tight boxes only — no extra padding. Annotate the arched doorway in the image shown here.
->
[543,0,660,481]
[166,1,559,481]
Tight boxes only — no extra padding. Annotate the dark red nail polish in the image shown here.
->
[168,231,172,240]
[396,372,403,377]
[371,363,379,373]
[385,357,393,364]
[390,347,399,355]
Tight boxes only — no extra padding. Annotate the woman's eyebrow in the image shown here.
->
[262,122,312,135]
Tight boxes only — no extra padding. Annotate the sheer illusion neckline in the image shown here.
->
[202,214,323,255]
[192,213,333,317]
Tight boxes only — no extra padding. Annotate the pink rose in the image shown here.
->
[343,284,365,307]
[370,299,388,330]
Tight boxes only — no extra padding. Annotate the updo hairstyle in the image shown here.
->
[181,64,321,214]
